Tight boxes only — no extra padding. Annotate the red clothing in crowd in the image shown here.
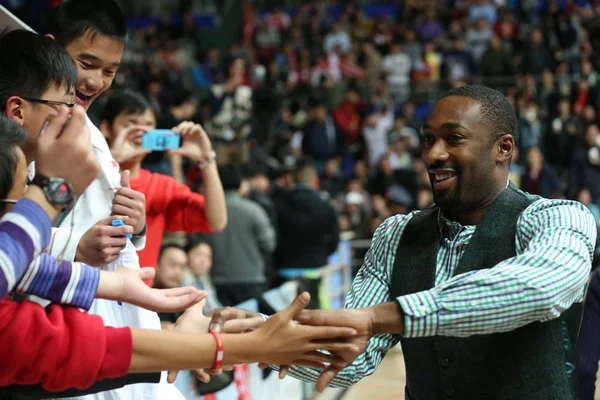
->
[333,101,363,146]
[131,168,212,271]
[0,298,131,391]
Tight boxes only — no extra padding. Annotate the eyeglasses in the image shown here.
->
[21,97,76,108]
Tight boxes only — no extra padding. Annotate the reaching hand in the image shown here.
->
[96,267,206,312]
[35,106,99,194]
[111,170,146,234]
[166,304,264,384]
[109,125,151,164]
[166,300,213,383]
[248,293,359,369]
[76,216,134,266]
[115,267,206,312]
[207,306,265,334]
[283,308,373,392]
[168,122,213,164]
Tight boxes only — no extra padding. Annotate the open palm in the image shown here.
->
[118,267,206,313]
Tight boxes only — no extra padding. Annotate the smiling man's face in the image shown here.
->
[421,96,498,212]
[63,31,124,110]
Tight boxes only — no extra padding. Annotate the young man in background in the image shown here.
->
[99,88,226,278]
[42,1,216,398]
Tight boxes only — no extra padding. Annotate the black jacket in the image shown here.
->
[275,185,340,269]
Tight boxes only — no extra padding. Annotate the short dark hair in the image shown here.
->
[159,243,187,260]
[48,0,128,47]
[218,165,242,191]
[171,89,194,108]
[102,89,155,125]
[186,238,212,254]
[293,157,317,184]
[0,116,27,213]
[440,85,519,144]
[0,29,78,113]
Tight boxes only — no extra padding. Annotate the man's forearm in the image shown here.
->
[199,163,227,232]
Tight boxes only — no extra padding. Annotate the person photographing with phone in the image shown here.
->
[100,89,226,281]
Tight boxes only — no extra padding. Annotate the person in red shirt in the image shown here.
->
[100,89,227,280]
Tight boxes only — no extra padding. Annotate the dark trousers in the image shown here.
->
[214,282,268,308]
[273,276,322,310]
[0,373,160,400]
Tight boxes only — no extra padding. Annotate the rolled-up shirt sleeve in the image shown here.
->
[398,199,596,338]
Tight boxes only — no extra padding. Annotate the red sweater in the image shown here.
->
[0,298,132,391]
[131,169,212,270]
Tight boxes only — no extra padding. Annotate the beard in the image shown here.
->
[431,177,464,211]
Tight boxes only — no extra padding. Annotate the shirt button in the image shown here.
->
[446,388,455,397]
[419,305,428,313]
[470,301,477,307]
[440,358,450,367]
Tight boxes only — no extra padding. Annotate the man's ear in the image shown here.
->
[5,97,25,126]
[99,120,112,140]
[497,134,514,164]
[45,34,55,40]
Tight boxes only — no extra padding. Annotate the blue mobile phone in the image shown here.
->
[111,219,132,239]
[142,129,181,151]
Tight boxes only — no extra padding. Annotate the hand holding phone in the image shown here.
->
[142,130,181,151]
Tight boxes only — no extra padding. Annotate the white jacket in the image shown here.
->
[32,117,184,400]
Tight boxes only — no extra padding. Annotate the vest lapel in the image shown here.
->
[390,207,439,297]
[455,183,536,275]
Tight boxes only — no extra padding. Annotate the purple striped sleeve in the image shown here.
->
[69,263,100,310]
[47,260,73,301]
[9,199,51,248]
[14,255,100,310]
[0,198,52,298]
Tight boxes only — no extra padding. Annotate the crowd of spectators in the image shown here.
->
[1,1,599,398]
[90,0,600,252]
[17,0,600,278]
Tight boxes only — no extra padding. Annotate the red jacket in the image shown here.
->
[131,169,212,270]
[0,298,132,391]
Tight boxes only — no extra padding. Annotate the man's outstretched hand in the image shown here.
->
[247,293,358,368]
[257,308,373,391]
[207,306,265,334]
[295,308,372,391]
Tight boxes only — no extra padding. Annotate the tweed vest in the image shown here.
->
[391,184,571,400]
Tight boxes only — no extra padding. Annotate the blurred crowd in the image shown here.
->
[0,0,599,398]
[84,0,600,255]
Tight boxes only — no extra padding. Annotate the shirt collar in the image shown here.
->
[435,179,510,238]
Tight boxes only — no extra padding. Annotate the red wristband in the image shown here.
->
[210,331,224,372]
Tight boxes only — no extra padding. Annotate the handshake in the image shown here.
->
[165,291,373,392]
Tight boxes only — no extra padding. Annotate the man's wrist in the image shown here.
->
[134,224,147,237]
[365,302,405,336]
